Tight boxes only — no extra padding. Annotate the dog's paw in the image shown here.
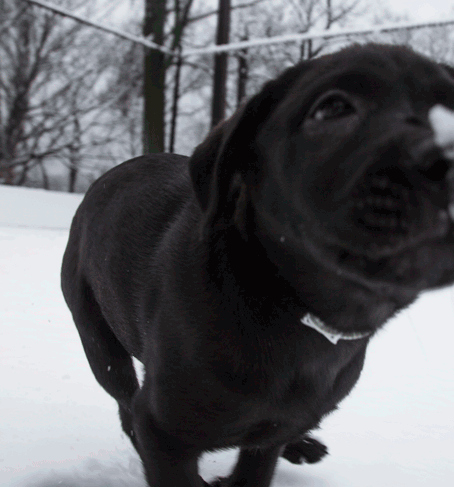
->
[282,436,328,465]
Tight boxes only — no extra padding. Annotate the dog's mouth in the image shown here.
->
[353,165,418,236]
[328,154,454,289]
[349,155,452,254]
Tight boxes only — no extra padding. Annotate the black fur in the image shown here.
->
[61,44,454,487]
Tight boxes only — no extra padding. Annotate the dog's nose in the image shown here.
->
[404,105,454,184]
[429,105,454,160]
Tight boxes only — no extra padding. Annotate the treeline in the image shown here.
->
[1,0,453,192]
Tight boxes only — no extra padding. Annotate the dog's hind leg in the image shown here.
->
[69,281,140,446]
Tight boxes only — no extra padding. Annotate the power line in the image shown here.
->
[26,0,454,58]
[27,0,174,55]
[183,18,454,56]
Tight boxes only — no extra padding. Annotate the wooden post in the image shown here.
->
[211,0,231,128]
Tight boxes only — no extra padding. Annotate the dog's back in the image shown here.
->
[61,154,192,359]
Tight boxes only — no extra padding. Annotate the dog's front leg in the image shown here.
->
[211,446,282,487]
[132,384,205,487]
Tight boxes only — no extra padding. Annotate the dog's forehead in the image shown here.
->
[283,45,454,110]
[259,44,454,135]
[318,45,443,81]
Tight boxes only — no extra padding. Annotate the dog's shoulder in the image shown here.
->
[66,154,195,269]
[88,154,190,198]
[76,154,189,219]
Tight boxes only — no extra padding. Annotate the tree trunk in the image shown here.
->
[143,0,166,153]
[236,47,248,108]
[39,160,49,190]
[169,47,183,153]
[0,89,12,184]
[68,114,81,193]
[211,0,231,128]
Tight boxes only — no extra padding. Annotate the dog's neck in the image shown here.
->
[300,312,372,345]
[247,217,418,340]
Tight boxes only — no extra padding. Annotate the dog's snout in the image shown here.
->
[409,138,451,183]
[418,155,451,184]
[400,132,452,189]
[405,115,425,128]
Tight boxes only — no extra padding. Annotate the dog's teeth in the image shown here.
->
[384,198,397,209]
[389,218,398,228]
[372,177,389,189]
[364,214,379,225]
[360,210,403,230]
[378,216,395,227]
[356,200,365,209]
[401,220,411,230]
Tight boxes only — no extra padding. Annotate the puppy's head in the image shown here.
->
[190,44,454,292]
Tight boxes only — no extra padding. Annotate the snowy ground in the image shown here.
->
[1,185,453,487]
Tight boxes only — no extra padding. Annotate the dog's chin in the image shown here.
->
[331,238,454,291]
[320,199,454,292]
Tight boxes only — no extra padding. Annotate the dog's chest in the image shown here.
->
[209,340,364,448]
[211,380,334,449]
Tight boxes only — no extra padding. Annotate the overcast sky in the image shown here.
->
[383,0,454,20]
[107,0,454,25]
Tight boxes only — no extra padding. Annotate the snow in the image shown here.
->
[1,185,453,487]
[429,105,454,160]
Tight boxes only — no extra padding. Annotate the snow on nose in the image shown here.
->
[429,105,454,220]
[428,105,454,159]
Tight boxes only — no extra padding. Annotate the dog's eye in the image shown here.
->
[311,95,355,121]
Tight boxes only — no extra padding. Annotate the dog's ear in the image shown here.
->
[189,64,306,235]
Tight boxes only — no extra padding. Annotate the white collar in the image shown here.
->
[301,312,372,345]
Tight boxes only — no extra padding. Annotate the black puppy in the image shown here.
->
[61,44,454,487]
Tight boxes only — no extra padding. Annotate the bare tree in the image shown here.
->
[0,0,124,189]
[368,8,454,65]
[120,0,268,154]
[121,0,199,154]
[0,0,373,189]
[225,0,365,109]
